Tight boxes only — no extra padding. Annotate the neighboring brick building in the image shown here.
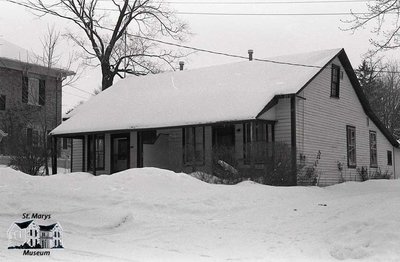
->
[0,40,74,157]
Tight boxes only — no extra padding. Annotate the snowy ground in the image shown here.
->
[0,167,399,262]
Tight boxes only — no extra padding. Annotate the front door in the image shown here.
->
[111,134,130,173]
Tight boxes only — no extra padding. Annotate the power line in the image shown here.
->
[174,11,368,16]
[96,0,371,4]
[158,0,370,4]
[67,85,95,95]
[62,90,90,100]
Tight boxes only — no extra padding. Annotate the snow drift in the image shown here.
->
[0,166,399,261]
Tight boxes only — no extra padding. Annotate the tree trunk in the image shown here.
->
[101,63,115,91]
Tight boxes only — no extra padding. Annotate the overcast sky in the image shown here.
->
[1,0,398,113]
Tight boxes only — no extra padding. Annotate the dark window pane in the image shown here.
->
[0,95,5,110]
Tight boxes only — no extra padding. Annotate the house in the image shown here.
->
[50,48,400,185]
[0,39,74,159]
[39,223,63,249]
[8,220,63,249]
[7,220,39,248]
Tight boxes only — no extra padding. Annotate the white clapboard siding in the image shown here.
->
[274,97,292,144]
[297,57,395,185]
[71,139,83,172]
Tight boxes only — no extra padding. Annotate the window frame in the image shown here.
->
[182,126,205,166]
[346,125,356,168]
[243,121,274,164]
[21,76,46,106]
[0,95,5,110]
[387,150,393,166]
[369,131,378,168]
[88,135,105,171]
[331,64,340,98]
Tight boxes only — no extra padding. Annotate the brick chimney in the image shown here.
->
[248,49,253,61]
[179,61,184,71]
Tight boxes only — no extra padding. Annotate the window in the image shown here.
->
[183,126,205,165]
[88,135,105,170]
[331,64,340,98]
[22,76,45,106]
[346,126,356,167]
[0,95,5,110]
[369,131,377,167]
[26,128,39,147]
[62,138,69,149]
[387,150,393,166]
[244,122,273,164]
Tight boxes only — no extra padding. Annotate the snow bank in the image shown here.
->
[0,166,399,261]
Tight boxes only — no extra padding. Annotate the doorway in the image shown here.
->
[111,134,130,173]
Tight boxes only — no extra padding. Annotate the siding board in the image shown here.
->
[298,57,395,185]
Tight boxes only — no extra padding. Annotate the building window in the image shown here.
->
[387,150,393,166]
[0,95,5,110]
[331,64,340,98]
[88,135,105,170]
[346,126,356,168]
[22,76,45,106]
[369,131,377,167]
[183,126,205,165]
[243,122,273,164]
[62,138,69,150]
[26,128,39,147]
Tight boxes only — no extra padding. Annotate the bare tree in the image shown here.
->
[7,0,189,90]
[345,1,400,54]
[356,59,400,138]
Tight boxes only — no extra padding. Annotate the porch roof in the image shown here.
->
[52,48,342,135]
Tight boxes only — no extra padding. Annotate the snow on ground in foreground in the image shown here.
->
[0,167,399,262]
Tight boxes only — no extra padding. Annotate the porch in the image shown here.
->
[52,120,297,185]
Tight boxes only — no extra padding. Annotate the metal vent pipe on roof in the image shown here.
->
[179,61,184,71]
[248,49,253,61]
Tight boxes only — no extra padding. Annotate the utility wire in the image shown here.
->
[62,90,90,100]
[67,85,95,95]
[95,0,371,4]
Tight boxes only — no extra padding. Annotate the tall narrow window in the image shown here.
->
[22,76,28,103]
[369,131,377,167]
[0,95,5,110]
[62,138,68,149]
[27,128,33,147]
[346,126,356,167]
[183,126,205,165]
[331,64,340,98]
[88,135,105,170]
[243,122,271,164]
[21,76,45,106]
[387,150,393,166]
[39,79,46,106]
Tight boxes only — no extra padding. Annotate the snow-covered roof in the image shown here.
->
[0,39,74,77]
[15,220,34,229]
[0,39,36,62]
[52,48,342,135]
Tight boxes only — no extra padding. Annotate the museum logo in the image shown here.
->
[7,213,63,256]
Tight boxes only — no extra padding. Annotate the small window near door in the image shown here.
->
[387,150,393,166]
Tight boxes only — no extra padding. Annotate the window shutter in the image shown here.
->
[39,79,46,106]
[22,76,28,103]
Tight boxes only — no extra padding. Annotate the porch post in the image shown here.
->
[51,136,57,175]
[92,134,97,176]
